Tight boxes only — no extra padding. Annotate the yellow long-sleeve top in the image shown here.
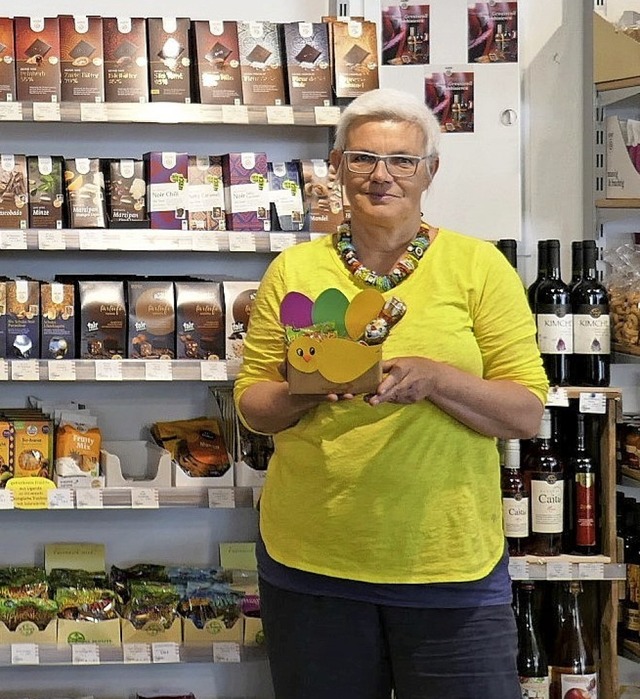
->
[234,228,548,584]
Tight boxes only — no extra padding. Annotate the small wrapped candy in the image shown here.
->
[363,317,389,345]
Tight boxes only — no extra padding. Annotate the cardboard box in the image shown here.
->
[267,161,304,232]
[27,156,65,229]
[0,18,16,101]
[127,279,176,359]
[0,281,7,360]
[606,115,640,198]
[222,152,270,231]
[330,19,379,99]
[175,280,225,360]
[0,618,57,645]
[145,151,188,230]
[192,20,242,105]
[281,22,332,106]
[222,281,259,360]
[102,17,149,103]
[299,159,345,232]
[59,15,104,103]
[40,281,75,359]
[286,349,382,395]
[147,17,192,103]
[182,616,243,645]
[0,154,28,229]
[10,415,53,478]
[243,615,264,646]
[237,21,286,105]
[187,155,225,231]
[121,616,182,644]
[234,459,267,488]
[174,459,234,488]
[105,159,148,228]
[102,440,172,488]
[7,278,40,360]
[58,618,121,645]
[64,158,107,229]
[14,16,61,102]
[77,280,126,359]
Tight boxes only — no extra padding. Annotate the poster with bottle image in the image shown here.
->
[381,4,430,65]
[425,71,474,133]
[468,2,518,63]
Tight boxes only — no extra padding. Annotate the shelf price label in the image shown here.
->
[221,105,249,124]
[75,489,104,510]
[0,359,8,381]
[95,361,123,381]
[123,643,152,664]
[0,102,23,121]
[228,232,256,252]
[79,230,107,250]
[266,105,294,125]
[578,392,607,414]
[191,231,219,252]
[11,360,40,381]
[131,488,159,509]
[314,105,341,125]
[11,643,39,665]
[145,361,173,381]
[48,361,77,381]
[33,102,61,122]
[507,558,529,580]
[270,233,297,252]
[48,489,75,510]
[578,562,605,580]
[80,103,108,122]
[200,361,228,382]
[213,641,241,663]
[152,642,180,663]
[546,387,569,407]
[545,560,573,580]
[72,643,101,665]
[1,230,28,249]
[208,488,236,509]
[38,230,66,250]
[0,489,14,509]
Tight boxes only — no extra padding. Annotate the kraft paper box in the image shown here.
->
[268,161,304,232]
[192,20,242,105]
[187,155,226,231]
[102,17,148,103]
[59,15,104,103]
[145,151,188,230]
[182,616,243,645]
[147,17,192,103]
[27,155,65,229]
[330,19,379,99]
[0,18,16,102]
[0,154,28,229]
[222,152,270,231]
[237,21,286,106]
[606,115,640,199]
[0,618,57,645]
[14,16,61,103]
[121,616,182,644]
[281,22,332,107]
[243,615,264,646]
[58,618,121,645]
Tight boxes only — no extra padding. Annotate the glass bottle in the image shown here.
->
[570,413,598,555]
[496,238,518,270]
[528,239,548,312]
[569,240,584,292]
[501,438,529,556]
[516,581,550,698]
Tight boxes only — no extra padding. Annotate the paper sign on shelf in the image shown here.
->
[6,477,56,510]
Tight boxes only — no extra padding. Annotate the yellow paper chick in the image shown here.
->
[287,336,380,384]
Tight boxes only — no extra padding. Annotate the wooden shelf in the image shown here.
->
[613,343,640,358]
[596,199,640,208]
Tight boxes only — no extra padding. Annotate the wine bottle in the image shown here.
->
[570,413,598,555]
[625,502,640,643]
[525,409,565,556]
[516,581,550,698]
[550,582,598,699]
[496,238,518,270]
[528,239,549,311]
[569,240,584,292]
[571,240,610,387]
[500,439,529,556]
[535,239,573,386]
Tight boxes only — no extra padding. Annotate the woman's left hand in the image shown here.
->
[366,357,435,406]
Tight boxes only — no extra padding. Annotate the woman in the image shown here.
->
[234,88,548,699]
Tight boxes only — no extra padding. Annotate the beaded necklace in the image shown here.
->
[335,220,432,292]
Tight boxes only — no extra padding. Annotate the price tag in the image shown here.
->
[222,105,249,124]
[1,230,28,249]
[309,232,328,241]
[0,102,23,121]
[33,102,61,122]
[0,360,8,381]
[578,562,605,580]
[0,489,14,509]
[123,643,152,664]
[314,106,341,125]
[48,361,76,381]
[192,231,219,251]
[11,361,40,381]
[94,361,123,381]
[152,642,180,663]
[270,233,297,251]
[80,103,108,122]
[578,392,607,414]
[145,361,173,381]
[79,230,107,250]
[200,361,228,382]
[229,232,256,252]
[72,643,101,665]
[11,643,39,665]
[213,641,241,663]
[546,560,573,580]
[75,489,104,510]
[266,105,294,125]
[131,488,159,509]
[47,489,75,510]
[208,488,236,509]
[546,387,569,407]
[38,230,66,250]
[507,557,529,580]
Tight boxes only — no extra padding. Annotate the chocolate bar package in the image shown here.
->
[192,20,242,105]
[105,159,148,228]
[40,281,75,359]
[175,281,224,360]
[237,21,286,106]
[0,18,16,101]
[59,15,104,103]
[299,159,345,233]
[127,280,176,359]
[7,278,40,360]
[147,17,192,103]
[281,22,332,106]
[222,152,270,231]
[223,281,259,360]
[103,17,149,103]
[267,161,304,232]
[330,19,379,99]
[27,155,65,229]
[0,280,7,358]
[0,154,28,229]
[78,280,126,359]
[14,16,61,102]
[64,158,107,229]
[145,151,188,230]
[187,155,225,231]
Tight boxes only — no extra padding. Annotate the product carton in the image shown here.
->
[0,18,16,101]
[0,280,7,360]
[192,20,242,105]
[606,115,640,199]
[222,281,259,360]
[121,616,182,644]
[102,17,149,103]
[27,156,65,229]
[187,155,225,231]
[59,15,104,103]
[329,19,379,99]
[147,17,192,103]
[101,440,172,488]
[40,281,75,359]
[237,21,286,106]
[299,159,345,233]
[6,278,39,360]
[10,414,53,478]
[0,154,28,229]
[175,280,225,360]
[63,157,107,229]
[77,280,126,359]
[127,279,176,359]
[267,161,304,232]
[105,159,148,228]
[0,618,57,645]
[58,618,121,645]
[222,152,270,231]
[145,151,188,230]
[182,615,243,645]
[14,16,61,102]
[281,22,332,106]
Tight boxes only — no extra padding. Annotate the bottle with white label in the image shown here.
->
[516,581,550,698]
[500,439,529,556]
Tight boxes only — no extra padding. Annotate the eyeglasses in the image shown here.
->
[342,150,427,178]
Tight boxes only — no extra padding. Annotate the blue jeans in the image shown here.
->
[259,578,521,699]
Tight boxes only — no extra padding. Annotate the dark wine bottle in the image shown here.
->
[569,413,598,555]
[569,240,584,292]
[496,238,518,269]
[500,439,529,556]
[525,409,565,556]
[571,240,610,387]
[516,581,550,698]
[550,582,598,699]
[528,239,549,311]
[535,239,572,386]
[625,503,640,643]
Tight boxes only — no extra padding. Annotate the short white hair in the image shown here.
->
[333,88,441,162]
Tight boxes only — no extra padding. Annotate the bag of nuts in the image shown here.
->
[606,243,640,348]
